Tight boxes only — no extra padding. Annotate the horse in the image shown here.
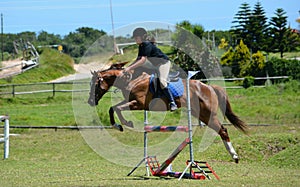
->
[87,62,248,163]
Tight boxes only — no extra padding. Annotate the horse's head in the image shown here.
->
[87,62,129,106]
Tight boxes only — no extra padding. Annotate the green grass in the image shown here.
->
[0,127,299,186]
[1,46,299,186]
[226,80,300,125]
[0,81,299,186]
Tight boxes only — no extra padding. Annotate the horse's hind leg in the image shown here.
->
[208,116,239,163]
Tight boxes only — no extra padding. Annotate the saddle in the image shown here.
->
[149,71,184,98]
[168,71,180,82]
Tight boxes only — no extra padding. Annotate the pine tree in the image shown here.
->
[231,2,268,53]
[248,2,268,53]
[231,3,251,47]
[269,8,288,58]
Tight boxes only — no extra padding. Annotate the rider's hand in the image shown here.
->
[123,67,130,73]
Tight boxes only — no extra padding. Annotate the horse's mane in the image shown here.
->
[98,65,124,73]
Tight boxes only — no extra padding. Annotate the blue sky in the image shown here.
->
[0,0,299,36]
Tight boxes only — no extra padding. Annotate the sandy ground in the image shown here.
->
[0,58,110,82]
[0,59,23,79]
[50,61,111,82]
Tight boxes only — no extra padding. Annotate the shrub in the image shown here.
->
[243,76,255,88]
[265,57,300,80]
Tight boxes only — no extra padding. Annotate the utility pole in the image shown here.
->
[109,0,118,54]
[1,13,3,61]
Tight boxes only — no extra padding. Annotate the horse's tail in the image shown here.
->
[212,85,249,134]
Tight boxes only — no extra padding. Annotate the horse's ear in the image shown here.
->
[110,61,129,69]
[90,70,97,75]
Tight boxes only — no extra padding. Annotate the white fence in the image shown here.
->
[0,115,9,159]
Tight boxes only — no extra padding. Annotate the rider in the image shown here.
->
[123,27,178,111]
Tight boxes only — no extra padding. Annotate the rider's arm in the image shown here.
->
[125,56,146,71]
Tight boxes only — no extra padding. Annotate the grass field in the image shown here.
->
[0,127,299,187]
[0,80,299,186]
[1,42,299,186]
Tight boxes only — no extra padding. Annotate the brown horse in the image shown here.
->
[88,62,248,163]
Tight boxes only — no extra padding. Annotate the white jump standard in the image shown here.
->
[0,115,9,159]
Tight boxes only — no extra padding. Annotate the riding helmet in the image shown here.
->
[132,27,147,38]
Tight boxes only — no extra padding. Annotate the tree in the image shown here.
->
[244,51,266,77]
[218,38,229,50]
[221,40,251,77]
[231,2,269,53]
[248,2,268,52]
[285,28,300,52]
[269,8,288,58]
[177,20,205,39]
[211,30,231,47]
[37,31,62,46]
[231,3,251,47]
[17,31,37,42]
[234,40,251,77]
[62,27,106,59]
[173,22,221,79]
[220,47,234,66]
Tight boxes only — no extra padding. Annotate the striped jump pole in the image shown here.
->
[144,126,188,133]
[0,115,9,159]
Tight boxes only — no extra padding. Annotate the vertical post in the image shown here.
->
[186,73,194,164]
[144,110,150,176]
[178,71,199,180]
[4,117,9,159]
[52,83,55,97]
[127,111,150,176]
[1,115,9,159]
[109,0,118,54]
[1,13,3,62]
[12,84,15,97]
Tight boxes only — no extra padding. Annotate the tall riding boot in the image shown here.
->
[162,88,178,111]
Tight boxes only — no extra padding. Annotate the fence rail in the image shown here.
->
[0,81,89,97]
[0,76,289,97]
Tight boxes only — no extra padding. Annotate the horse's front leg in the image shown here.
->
[109,100,137,131]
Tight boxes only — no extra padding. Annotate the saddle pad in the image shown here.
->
[149,74,184,98]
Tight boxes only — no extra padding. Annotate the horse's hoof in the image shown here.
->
[125,121,134,128]
[113,124,123,132]
[233,155,239,163]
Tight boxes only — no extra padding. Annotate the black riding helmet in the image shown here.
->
[132,27,147,39]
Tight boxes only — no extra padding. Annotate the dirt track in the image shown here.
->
[50,61,111,82]
[0,59,23,79]
[0,58,111,82]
